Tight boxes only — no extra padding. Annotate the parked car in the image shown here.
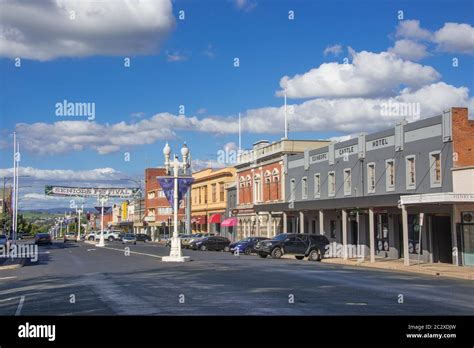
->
[63,232,77,243]
[255,233,329,261]
[190,236,231,251]
[0,234,8,247]
[35,233,53,245]
[88,230,121,242]
[122,233,137,245]
[185,233,215,249]
[229,237,269,255]
[18,232,33,240]
[135,234,152,242]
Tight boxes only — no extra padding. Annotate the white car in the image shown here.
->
[88,230,121,242]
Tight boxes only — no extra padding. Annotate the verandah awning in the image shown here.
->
[209,214,221,223]
[221,217,238,227]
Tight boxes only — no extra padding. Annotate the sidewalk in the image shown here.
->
[322,257,474,280]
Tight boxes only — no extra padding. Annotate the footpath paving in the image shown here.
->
[322,257,474,280]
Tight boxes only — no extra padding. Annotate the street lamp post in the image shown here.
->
[162,142,191,262]
[76,204,83,242]
[97,196,108,247]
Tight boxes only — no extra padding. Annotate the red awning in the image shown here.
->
[221,217,238,227]
[209,214,221,223]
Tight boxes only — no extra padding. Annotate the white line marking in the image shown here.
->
[15,295,25,316]
[0,297,17,302]
[87,249,96,251]
[101,246,163,259]
[0,276,17,280]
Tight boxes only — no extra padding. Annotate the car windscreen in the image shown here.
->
[272,233,289,241]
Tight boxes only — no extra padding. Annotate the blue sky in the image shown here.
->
[0,0,473,208]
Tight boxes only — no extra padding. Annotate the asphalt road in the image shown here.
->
[0,240,473,315]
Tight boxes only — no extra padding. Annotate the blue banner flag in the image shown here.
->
[157,176,194,211]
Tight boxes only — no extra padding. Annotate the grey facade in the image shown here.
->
[255,108,474,266]
[223,183,237,241]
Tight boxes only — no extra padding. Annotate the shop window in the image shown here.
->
[408,214,422,254]
[343,168,351,196]
[314,173,321,198]
[302,177,308,199]
[406,155,416,190]
[367,163,376,193]
[328,171,335,197]
[375,214,389,252]
[429,151,442,188]
[385,159,395,192]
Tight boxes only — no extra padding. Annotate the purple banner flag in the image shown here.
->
[157,176,194,211]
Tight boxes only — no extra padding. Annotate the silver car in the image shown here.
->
[121,233,137,245]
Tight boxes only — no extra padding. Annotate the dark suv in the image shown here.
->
[255,233,329,261]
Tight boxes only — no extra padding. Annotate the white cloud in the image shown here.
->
[396,20,432,40]
[245,82,472,134]
[166,50,188,62]
[0,166,124,181]
[15,113,240,155]
[277,50,440,99]
[196,108,208,114]
[234,0,257,12]
[0,0,175,61]
[433,22,474,55]
[388,39,429,61]
[323,44,343,56]
[202,44,216,59]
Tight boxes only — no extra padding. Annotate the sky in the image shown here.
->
[0,0,473,209]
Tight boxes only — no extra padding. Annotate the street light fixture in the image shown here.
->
[162,142,191,262]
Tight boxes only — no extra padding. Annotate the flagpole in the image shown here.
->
[12,132,16,241]
[284,89,288,139]
[14,140,19,242]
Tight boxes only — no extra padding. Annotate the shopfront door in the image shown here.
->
[432,216,452,264]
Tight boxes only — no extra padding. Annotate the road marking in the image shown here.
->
[87,249,96,252]
[345,302,367,306]
[0,297,17,302]
[101,246,163,259]
[0,276,17,280]
[15,295,25,316]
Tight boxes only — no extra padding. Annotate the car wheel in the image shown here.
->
[200,245,206,251]
[258,253,267,258]
[295,256,304,260]
[244,247,252,255]
[88,237,94,241]
[271,248,282,259]
[308,249,321,261]
[108,237,114,242]
[223,246,230,252]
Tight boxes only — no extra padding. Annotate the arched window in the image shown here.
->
[253,174,262,203]
[239,176,245,188]
[272,169,280,182]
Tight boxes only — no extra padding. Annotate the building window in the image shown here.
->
[302,177,308,199]
[211,184,217,202]
[367,163,376,194]
[328,171,335,197]
[272,169,280,200]
[254,175,261,203]
[219,182,225,201]
[314,173,321,198]
[406,155,416,190]
[198,187,202,204]
[290,178,296,201]
[343,169,351,196]
[158,207,172,215]
[203,186,208,204]
[429,151,442,187]
[147,191,155,199]
[157,189,165,198]
[147,208,155,216]
[385,159,395,192]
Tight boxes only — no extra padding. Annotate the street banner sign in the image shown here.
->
[45,185,139,198]
[157,176,194,210]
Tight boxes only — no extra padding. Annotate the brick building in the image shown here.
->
[235,139,330,240]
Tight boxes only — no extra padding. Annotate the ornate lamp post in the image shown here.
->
[162,142,191,262]
[96,196,108,247]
